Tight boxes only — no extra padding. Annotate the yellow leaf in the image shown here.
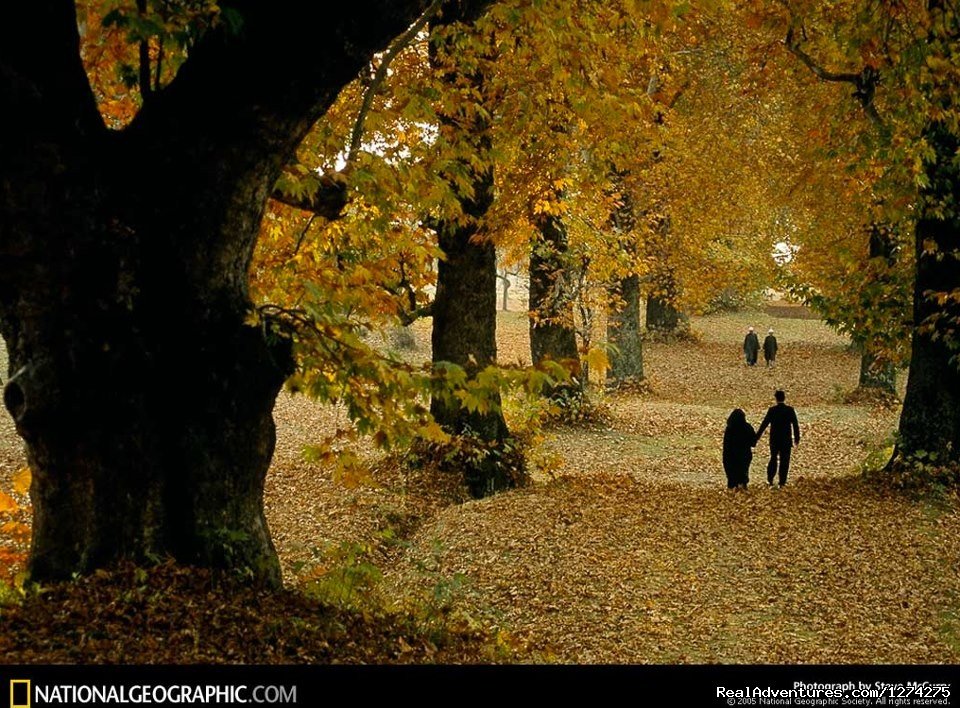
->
[0,521,29,539]
[0,491,17,514]
[421,421,451,444]
[585,347,610,373]
[12,467,31,495]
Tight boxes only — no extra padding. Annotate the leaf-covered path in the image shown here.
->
[3,308,960,664]
[384,474,960,662]
[376,309,960,663]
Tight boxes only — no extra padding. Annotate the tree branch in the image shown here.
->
[270,172,349,219]
[0,1,104,143]
[136,0,153,104]
[291,215,318,257]
[269,0,443,220]
[378,257,435,325]
[347,0,443,165]
[785,26,861,83]
[784,24,885,129]
[123,1,452,241]
[397,302,434,326]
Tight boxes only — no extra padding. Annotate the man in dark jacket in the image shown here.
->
[743,326,760,366]
[756,389,801,486]
[763,328,778,367]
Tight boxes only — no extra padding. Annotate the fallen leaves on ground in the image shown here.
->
[383,474,960,663]
[0,310,955,665]
[0,562,494,664]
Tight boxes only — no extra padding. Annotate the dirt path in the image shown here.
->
[382,474,960,663]
[376,311,960,663]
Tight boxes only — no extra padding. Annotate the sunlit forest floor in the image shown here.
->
[3,307,960,663]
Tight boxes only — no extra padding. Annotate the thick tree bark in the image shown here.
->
[0,0,446,584]
[607,275,645,384]
[428,8,517,498]
[430,196,516,497]
[855,223,900,395]
[897,120,960,463]
[529,210,581,398]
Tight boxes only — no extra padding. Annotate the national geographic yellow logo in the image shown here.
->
[9,680,30,708]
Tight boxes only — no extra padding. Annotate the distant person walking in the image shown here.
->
[763,328,778,367]
[756,389,801,487]
[723,408,756,489]
[743,326,760,366]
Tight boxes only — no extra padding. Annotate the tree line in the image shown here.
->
[0,0,957,585]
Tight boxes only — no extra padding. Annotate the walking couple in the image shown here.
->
[723,390,801,489]
[743,326,778,367]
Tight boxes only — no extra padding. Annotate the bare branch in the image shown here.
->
[269,0,443,221]
[784,24,885,129]
[397,302,434,326]
[291,215,317,257]
[136,0,153,104]
[381,257,434,325]
[347,0,443,164]
[785,26,861,83]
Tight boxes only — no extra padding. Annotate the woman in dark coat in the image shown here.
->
[723,408,756,489]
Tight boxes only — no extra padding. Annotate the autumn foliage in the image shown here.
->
[2,0,960,633]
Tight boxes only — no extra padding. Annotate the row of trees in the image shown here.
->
[0,0,958,584]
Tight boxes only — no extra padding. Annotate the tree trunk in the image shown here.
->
[3,148,295,586]
[897,119,960,463]
[428,9,517,498]
[856,222,899,395]
[431,211,516,498]
[646,293,683,333]
[607,275,644,384]
[0,0,443,584]
[529,210,581,398]
[604,170,644,386]
[500,273,511,312]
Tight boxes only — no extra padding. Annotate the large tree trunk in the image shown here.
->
[431,217,515,497]
[0,0,442,584]
[428,8,517,498]
[856,222,899,395]
[897,119,960,463]
[5,133,294,587]
[607,275,644,384]
[7,263,292,584]
[529,210,581,398]
[646,293,685,333]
